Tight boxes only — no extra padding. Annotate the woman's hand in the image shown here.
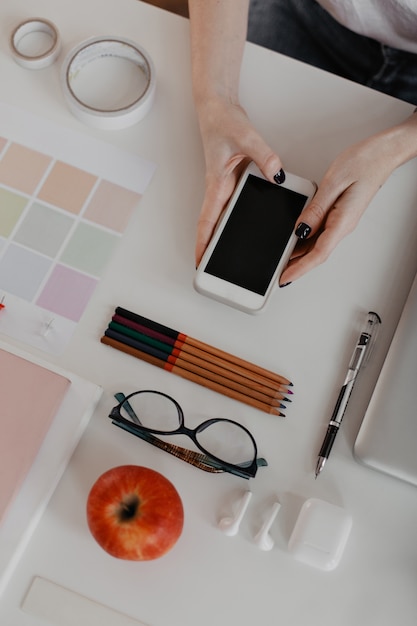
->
[195,96,283,265]
[279,127,413,285]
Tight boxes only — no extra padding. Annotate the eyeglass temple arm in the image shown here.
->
[111,417,223,473]
[114,392,141,424]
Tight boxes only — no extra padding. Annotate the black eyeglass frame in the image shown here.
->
[109,390,266,479]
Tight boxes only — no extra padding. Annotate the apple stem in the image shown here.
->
[118,494,140,522]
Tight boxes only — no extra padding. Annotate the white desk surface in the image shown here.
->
[1,1,417,625]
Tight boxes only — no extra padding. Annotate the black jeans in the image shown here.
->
[248,0,417,106]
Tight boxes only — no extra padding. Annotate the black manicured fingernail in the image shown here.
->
[295,222,311,239]
[279,281,292,288]
[274,168,286,184]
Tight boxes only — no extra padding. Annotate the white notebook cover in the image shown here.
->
[0,341,102,597]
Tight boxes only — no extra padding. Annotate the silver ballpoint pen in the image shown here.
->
[315,311,381,477]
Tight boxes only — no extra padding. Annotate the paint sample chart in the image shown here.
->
[0,102,156,353]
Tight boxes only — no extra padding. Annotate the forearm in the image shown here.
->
[188,0,249,107]
[382,110,417,168]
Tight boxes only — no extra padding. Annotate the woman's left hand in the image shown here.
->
[279,128,411,285]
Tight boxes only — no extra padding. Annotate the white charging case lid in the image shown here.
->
[288,497,352,571]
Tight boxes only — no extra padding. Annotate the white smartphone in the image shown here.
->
[194,162,316,313]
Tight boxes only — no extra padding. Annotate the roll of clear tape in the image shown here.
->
[61,36,156,130]
[10,17,61,69]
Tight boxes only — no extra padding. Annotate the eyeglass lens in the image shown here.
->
[195,419,255,466]
[120,391,180,430]
[120,392,256,467]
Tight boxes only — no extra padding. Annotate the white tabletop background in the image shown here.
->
[1,1,417,625]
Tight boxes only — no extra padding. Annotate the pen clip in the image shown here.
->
[360,311,381,368]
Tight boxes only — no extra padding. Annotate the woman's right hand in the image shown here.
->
[195,96,284,265]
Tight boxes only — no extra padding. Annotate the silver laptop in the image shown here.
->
[354,270,417,487]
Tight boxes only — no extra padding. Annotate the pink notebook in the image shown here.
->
[0,349,71,523]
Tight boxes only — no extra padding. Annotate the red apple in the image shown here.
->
[86,465,184,560]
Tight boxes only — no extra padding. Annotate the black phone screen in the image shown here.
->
[204,174,307,295]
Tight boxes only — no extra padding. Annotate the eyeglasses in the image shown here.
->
[109,390,267,479]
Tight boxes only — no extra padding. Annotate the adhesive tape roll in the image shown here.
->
[61,36,156,130]
[10,18,61,69]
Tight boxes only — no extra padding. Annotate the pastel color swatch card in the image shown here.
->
[0,348,71,523]
[0,102,156,353]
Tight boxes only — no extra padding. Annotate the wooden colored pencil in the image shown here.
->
[108,320,290,402]
[114,307,293,388]
[104,328,287,409]
[101,334,285,416]
[112,313,292,395]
